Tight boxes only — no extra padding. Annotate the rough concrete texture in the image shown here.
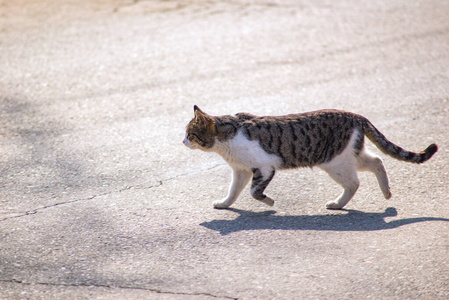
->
[1,0,448,299]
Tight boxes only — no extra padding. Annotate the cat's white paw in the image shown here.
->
[213,200,231,209]
[326,201,344,210]
[259,196,275,207]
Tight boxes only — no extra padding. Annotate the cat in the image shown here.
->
[183,105,438,210]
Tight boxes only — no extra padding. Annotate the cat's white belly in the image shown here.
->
[213,130,282,170]
[318,129,359,171]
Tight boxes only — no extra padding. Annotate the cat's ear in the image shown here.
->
[193,105,208,124]
[194,105,205,116]
[193,105,215,132]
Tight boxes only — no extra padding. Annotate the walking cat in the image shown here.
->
[183,105,438,209]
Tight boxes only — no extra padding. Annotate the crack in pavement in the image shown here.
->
[0,278,238,299]
[0,164,225,222]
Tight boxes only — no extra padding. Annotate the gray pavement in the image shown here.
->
[1,0,449,299]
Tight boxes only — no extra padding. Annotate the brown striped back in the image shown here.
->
[236,110,364,168]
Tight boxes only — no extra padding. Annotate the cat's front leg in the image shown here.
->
[213,168,252,209]
[250,167,276,206]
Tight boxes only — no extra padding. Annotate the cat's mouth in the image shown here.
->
[182,137,196,149]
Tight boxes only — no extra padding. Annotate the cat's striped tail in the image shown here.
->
[364,120,438,164]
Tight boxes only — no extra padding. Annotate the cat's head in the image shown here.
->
[183,105,217,150]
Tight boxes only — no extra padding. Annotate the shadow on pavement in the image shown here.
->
[200,207,449,236]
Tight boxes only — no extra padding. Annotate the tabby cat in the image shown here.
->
[183,105,437,209]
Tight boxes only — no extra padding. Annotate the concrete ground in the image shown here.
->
[1,0,448,299]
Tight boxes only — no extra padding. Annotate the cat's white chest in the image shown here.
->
[213,130,282,170]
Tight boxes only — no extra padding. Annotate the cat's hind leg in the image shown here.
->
[250,167,276,206]
[357,148,392,199]
[319,159,360,210]
[214,168,252,209]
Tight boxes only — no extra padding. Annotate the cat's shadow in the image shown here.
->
[200,207,449,235]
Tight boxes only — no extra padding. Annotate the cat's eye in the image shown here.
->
[187,133,197,141]
[189,133,203,143]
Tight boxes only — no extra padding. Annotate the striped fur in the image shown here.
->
[364,121,438,164]
[183,106,438,209]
